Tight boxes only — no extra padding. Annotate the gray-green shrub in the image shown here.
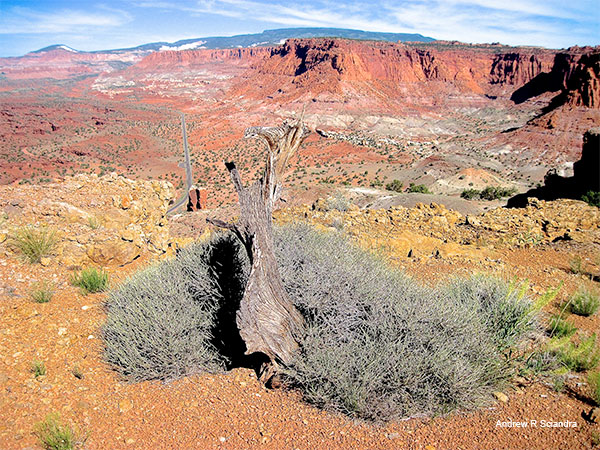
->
[103,223,536,421]
[274,225,533,420]
[443,275,536,350]
[102,237,232,381]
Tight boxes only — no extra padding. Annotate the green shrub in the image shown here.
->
[31,360,46,377]
[462,186,517,201]
[461,189,480,200]
[551,334,600,372]
[406,183,431,194]
[31,281,55,303]
[588,371,600,405]
[568,289,599,316]
[548,315,577,338]
[385,179,404,192]
[9,226,57,263]
[525,350,560,374]
[479,186,516,201]
[34,413,79,450]
[103,235,233,381]
[582,191,600,207]
[71,267,109,294]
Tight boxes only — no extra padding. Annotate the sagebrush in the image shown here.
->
[104,224,537,420]
[103,235,236,381]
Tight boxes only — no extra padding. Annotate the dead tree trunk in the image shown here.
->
[208,118,310,379]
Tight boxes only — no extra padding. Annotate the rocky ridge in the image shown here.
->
[274,197,600,262]
[0,174,179,268]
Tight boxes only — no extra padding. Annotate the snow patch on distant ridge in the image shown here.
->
[159,41,206,51]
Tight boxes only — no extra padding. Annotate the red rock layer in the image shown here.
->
[135,47,272,69]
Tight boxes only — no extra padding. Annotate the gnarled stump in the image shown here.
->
[208,119,310,379]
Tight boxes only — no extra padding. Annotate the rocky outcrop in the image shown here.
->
[0,173,184,268]
[135,47,271,69]
[231,38,598,104]
[507,128,600,207]
[490,53,554,86]
[564,51,600,108]
[275,195,599,264]
[187,187,208,211]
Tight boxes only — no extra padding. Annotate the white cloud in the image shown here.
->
[0,6,132,34]
[131,0,598,47]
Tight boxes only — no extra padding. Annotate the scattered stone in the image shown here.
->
[39,257,51,266]
[57,327,67,336]
[118,398,133,413]
[385,432,401,439]
[493,392,509,403]
[588,407,599,424]
[219,437,226,443]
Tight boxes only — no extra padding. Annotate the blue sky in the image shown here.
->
[0,0,598,56]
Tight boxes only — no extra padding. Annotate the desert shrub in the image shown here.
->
[525,350,561,374]
[582,191,600,207]
[569,255,584,274]
[71,267,109,294]
[104,224,536,420]
[406,183,431,194]
[103,235,236,381]
[34,413,79,450]
[479,186,516,201]
[548,315,577,338]
[385,179,404,192]
[462,186,517,201]
[325,192,350,212]
[550,334,600,372]
[443,275,536,351]
[274,224,532,420]
[589,371,600,405]
[568,289,599,316]
[31,281,55,303]
[9,226,57,263]
[461,188,480,200]
[31,360,46,377]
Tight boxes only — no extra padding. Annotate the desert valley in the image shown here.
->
[0,23,599,450]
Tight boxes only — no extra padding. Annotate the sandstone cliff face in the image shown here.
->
[565,51,600,108]
[233,38,598,105]
[489,53,555,85]
[135,47,271,69]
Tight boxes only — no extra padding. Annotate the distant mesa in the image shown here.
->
[507,128,600,207]
[26,27,435,56]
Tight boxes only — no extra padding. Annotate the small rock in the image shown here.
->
[40,257,51,266]
[385,432,401,439]
[118,398,133,413]
[58,327,67,336]
[493,391,509,403]
[126,438,136,445]
[219,437,226,443]
[589,407,599,424]
[81,305,90,311]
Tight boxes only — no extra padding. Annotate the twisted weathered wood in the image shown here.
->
[208,118,310,377]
